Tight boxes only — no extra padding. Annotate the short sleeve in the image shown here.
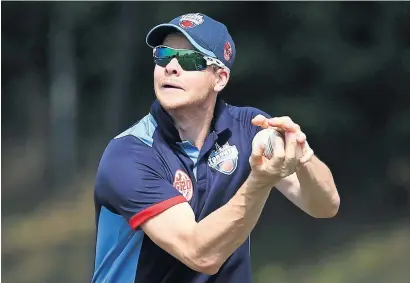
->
[95,136,186,230]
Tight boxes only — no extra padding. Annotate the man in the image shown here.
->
[92,12,340,283]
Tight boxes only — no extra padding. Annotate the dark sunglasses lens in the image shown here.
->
[154,58,171,67]
[178,54,207,71]
[154,47,207,71]
[154,47,174,67]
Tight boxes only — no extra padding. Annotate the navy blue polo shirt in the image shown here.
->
[92,98,270,283]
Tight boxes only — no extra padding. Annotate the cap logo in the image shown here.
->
[173,169,193,201]
[223,41,233,61]
[179,13,204,29]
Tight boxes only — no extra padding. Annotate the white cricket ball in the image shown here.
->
[252,128,303,160]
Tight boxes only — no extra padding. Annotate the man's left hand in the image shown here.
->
[251,115,314,164]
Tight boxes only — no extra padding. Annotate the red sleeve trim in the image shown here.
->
[128,195,187,230]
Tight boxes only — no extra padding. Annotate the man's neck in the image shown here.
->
[168,98,216,150]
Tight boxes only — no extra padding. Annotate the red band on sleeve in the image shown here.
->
[128,195,187,229]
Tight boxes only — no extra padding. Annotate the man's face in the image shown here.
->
[153,33,221,111]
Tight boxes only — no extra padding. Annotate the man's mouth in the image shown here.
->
[162,83,184,90]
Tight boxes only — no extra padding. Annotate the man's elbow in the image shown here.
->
[192,260,221,275]
[311,195,340,218]
[327,193,341,217]
[183,250,223,275]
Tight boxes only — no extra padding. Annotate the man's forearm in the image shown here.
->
[190,174,272,273]
[296,155,340,218]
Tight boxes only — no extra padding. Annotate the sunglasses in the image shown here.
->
[153,45,227,72]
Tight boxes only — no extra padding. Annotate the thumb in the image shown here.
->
[250,141,265,166]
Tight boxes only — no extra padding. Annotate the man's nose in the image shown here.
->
[165,58,182,76]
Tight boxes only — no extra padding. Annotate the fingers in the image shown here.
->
[296,132,306,143]
[268,134,285,173]
[281,132,298,175]
[252,115,294,131]
[252,115,303,136]
[268,116,300,132]
[266,130,308,177]
[250,115,314,177]
[251,115,270,128]
[299,141,314,164]
[266,116,306,143]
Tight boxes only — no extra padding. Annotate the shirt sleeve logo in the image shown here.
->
[173,169,193,201]
[208,142,239,175]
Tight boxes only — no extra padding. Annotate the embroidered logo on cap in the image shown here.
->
[223,41,233,61]
[208,142,239,175]
[179,13,204,29]
[173,169,193,201]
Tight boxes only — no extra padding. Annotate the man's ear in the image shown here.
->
[214,68,230,92]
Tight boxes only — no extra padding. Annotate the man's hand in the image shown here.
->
[251,115,314,164]
[251,114,340,218]
[249,114,307,188]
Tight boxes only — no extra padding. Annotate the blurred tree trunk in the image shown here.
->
[48,2,78,189]
[104,2,140,135]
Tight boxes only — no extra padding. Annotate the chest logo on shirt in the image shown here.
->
[208,142,239,175]
[173,169,193,201]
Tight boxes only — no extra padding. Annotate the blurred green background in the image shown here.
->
[2,1,410,283]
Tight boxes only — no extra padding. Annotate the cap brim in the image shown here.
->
[145,24,216,57]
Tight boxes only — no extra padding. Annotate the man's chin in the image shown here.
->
[157,95,195,111]
[161,102,193,112]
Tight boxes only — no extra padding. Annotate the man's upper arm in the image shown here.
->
[140,201,198,268]
[95,136,187,230]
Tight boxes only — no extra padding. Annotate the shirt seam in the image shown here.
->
[226,109,254,141]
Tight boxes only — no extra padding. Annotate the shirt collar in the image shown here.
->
[150,97,233,144]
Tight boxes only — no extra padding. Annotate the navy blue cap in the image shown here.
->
[146,13,236,70]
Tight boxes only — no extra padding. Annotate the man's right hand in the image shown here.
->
[248,126,299,189]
